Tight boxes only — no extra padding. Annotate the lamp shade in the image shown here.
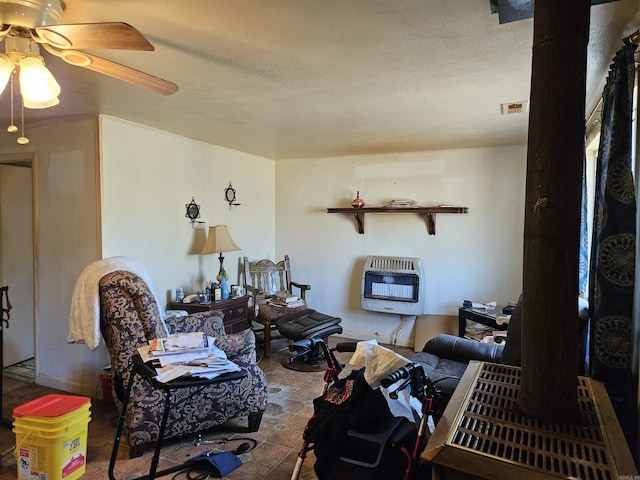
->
[201,225,240,255]
[19,56,61,108]
[22,96,60,109]
[0,54,13,97]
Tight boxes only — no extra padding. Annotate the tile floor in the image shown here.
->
[0,337,413,480]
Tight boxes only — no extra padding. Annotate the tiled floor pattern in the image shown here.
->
[0,337,413,479]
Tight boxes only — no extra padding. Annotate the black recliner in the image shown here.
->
[410,295,589,404]
[410,333,509,401]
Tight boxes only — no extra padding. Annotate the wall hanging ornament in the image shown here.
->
[185,197,204,228]
[225,183,241,209]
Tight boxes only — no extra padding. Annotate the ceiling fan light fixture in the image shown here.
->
[0,0,63,29]
[0,53,14,96]
[22,95,59,109]
[35,28,72,49]
[60,50,92,67]
[18,55,60,107]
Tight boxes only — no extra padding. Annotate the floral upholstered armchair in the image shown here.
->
[99,270,267,458]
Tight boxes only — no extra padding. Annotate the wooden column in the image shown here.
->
[518,0,590,422]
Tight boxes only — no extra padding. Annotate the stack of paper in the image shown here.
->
[275,291,298,302]
[138,332,241,383]
[267,296,305,308]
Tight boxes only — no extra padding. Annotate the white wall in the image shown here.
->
[0,113,528,393]
[100,116,276,308]
[0,116,275,397]
[0,117,102,395]
[0,163,34,366]
[275,146,527,347]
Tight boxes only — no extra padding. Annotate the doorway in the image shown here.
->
[0,153,36,382]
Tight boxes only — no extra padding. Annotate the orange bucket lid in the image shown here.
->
[13,394,90,418]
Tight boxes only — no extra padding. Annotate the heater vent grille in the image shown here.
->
[449,363,615,479]
[367,257,417,271]
[361,256,426,315]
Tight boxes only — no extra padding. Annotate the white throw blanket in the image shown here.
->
[67,256,165,350]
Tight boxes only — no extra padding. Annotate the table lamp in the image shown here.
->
[201,225,240,299]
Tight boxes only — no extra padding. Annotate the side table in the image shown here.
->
[169,295,249,334]
[458,307,506,338]
[108,354,247,480]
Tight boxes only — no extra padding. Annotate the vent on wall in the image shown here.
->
[500,101,528,115]
[361,256,426,316]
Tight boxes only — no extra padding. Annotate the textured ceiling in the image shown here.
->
[0,0,638,159]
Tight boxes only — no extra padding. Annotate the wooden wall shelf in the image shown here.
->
[326,205,469,235]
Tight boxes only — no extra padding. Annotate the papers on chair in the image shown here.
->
[149,332,210,355]
[138,333,242,383]
[155,365,192,383]
[266,297,305,308]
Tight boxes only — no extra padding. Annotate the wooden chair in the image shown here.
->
[243,255,310,357]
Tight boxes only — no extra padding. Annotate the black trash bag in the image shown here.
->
[311,367,392,480]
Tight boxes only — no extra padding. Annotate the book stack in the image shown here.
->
[138,332,241,383]
[266,291,305,308]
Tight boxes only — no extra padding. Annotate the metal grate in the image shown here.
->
[363,272,419,303]
[368,257,416,271]
[361,256,425,315]
[449,363,615,479]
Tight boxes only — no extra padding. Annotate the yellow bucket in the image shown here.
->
[13,394,91,480]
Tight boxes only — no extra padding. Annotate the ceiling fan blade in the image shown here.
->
[60,50,178,95]
[35,23,154,51]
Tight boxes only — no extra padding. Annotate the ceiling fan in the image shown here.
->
[0,0,178,97]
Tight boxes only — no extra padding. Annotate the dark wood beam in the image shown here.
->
[518,0,590,422]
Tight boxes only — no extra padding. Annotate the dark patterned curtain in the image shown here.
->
[588,40,637,454]
[579,151,590,375]
[579,153,589,297]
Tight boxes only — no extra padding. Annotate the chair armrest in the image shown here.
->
[216,329,257,358]
[164,310,225,337]
[244,284,261,296]
[422,334,504,363]
[290,281,310,291]
[244,284,264,306]
[290,281,311,300]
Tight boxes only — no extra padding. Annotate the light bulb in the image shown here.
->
[19,56,60,108]
[0,54,14,96]
[22,96,59,109]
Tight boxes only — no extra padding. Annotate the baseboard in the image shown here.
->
[335,330,412,348]
[35,373,95,398]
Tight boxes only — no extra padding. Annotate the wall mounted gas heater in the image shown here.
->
[361,256,426,315]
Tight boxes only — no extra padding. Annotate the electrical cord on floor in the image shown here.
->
[172,468,213,480]
[172,470,206,480]
[193,435,258,452]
